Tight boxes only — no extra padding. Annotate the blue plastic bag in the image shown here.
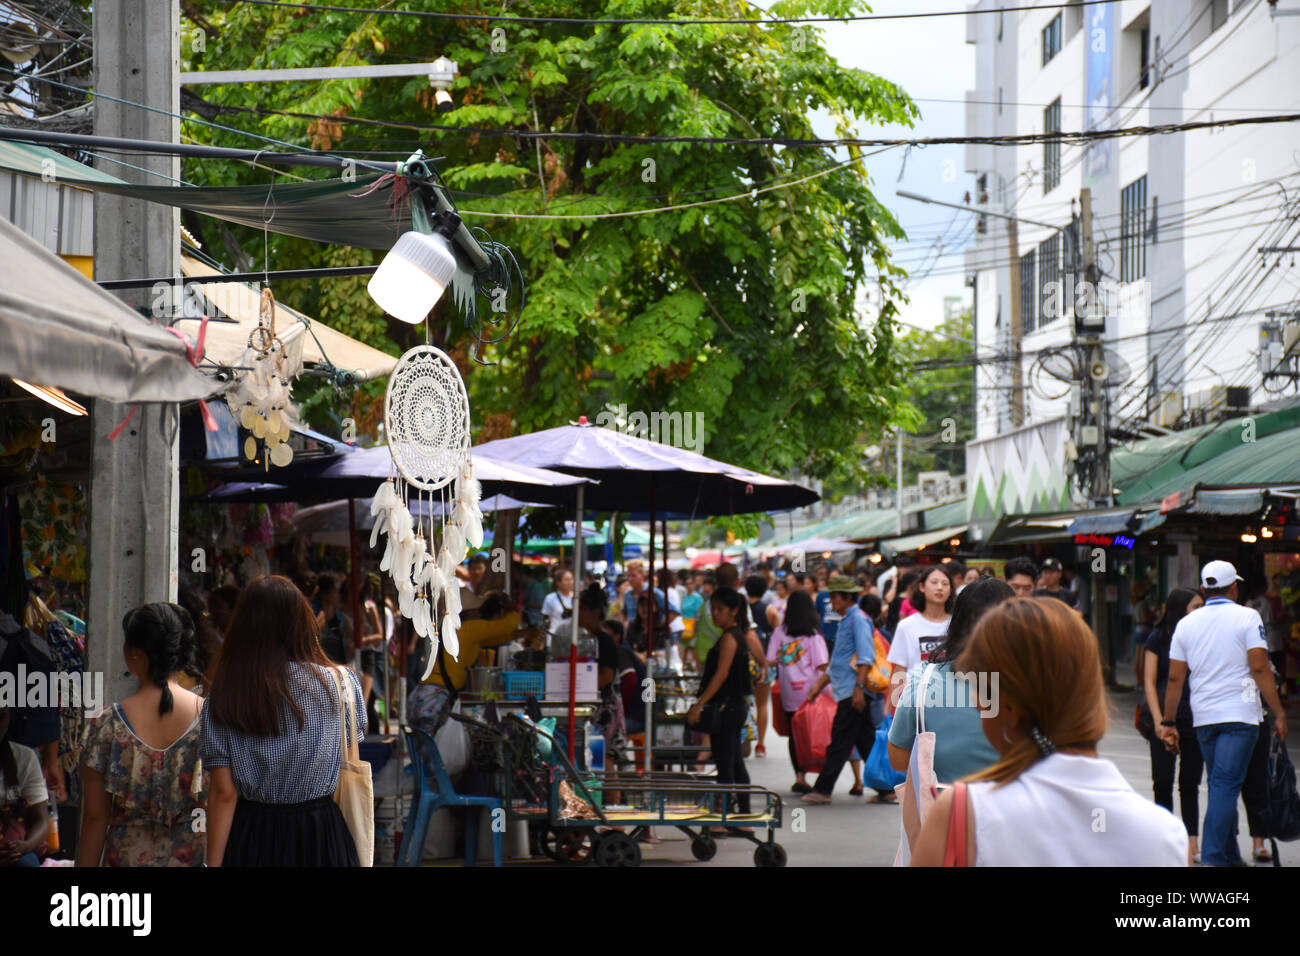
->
[865,713,906,792]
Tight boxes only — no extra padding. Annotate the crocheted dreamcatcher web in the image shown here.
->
[372,345,483,672]
[384,346,470,490]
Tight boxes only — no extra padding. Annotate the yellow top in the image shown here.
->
[422,612,520,690]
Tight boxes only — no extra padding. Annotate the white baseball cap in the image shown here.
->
[1200,560,1244,589]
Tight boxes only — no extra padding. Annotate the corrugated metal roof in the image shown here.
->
[1116,406,1300,505]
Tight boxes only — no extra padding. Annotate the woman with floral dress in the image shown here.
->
[79,603,206,866]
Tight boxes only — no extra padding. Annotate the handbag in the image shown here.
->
[792,691,836,773]
[329,667,375,867]
[894,663,939,866]
[772,698,791,737]
[864,627,894,694]
[865,713,906,792]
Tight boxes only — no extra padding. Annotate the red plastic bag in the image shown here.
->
[792,691,837,773]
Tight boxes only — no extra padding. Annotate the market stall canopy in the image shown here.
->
[0,140,409,251]
[879,524,968,557]
[473,420,818,515]
[767,536,860,554]
[0,215,216,403]
[176,255,398,382]
[286,494,532,548]
[202,444,593,505]
[517,522,650,552]
[1067,507,1140,536]
[1114,404,1300,505]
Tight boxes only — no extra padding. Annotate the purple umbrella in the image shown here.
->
[476,417,819,769]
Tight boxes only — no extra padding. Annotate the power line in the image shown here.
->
[230,0,1115,27]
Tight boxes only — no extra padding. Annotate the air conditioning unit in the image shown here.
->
[1225,386,1250,411]
[1151,391,1182,428]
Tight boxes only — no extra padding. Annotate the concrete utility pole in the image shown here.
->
[87,2,182,708]
[1007,218,1024,426]
[1073,187,1112,677]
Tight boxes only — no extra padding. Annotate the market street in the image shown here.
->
[633,691,1294,868]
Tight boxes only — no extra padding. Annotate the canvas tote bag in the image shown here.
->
[894,663,940,867]
[331,667,375,866]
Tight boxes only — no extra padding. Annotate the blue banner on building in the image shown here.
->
[1085,2,1113,184]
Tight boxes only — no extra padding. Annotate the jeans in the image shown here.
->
[1241,720,1272,839]
[710,699,751,814]
[1195,722,1258,866]
[1149,717,1203,836]
[814,694,883,796]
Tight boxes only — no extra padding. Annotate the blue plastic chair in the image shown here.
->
[398,726,503,867]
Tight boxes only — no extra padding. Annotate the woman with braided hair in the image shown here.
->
[79,603,207,866]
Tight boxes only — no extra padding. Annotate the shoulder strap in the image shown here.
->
[944,782,969,867]
[331,667,358,762]
[917,663,938,737]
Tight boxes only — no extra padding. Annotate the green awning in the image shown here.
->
[1115,405,1300,505]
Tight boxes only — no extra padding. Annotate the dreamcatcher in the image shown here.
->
[224,288,301,469]
[370,345,483,673]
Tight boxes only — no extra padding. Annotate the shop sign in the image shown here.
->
[1073,533,1134,549]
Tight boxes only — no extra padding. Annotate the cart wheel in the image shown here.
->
[753,842,787,868]
[690,835,718,861]
[594,831,642,867]
[541,826,593,865]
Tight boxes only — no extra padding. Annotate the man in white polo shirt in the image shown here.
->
[1159,560,1287,867]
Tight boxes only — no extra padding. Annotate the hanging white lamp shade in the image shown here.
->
[367,230,458,324]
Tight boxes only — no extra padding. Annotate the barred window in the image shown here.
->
[1121,176,1147,283]
[1020,250,1037,334]
[1044,98,1061,193]
[1038,234,1061,327]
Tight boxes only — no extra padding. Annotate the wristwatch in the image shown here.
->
[855,682,869,691]
[1160,720,1176,727]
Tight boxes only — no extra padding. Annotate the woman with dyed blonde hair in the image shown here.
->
[911,597,1188,867]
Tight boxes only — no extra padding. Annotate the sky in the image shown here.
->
[757,0,978,332]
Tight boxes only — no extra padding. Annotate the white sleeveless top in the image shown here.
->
[968,753,1188,866]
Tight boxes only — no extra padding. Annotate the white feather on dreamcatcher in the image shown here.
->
[371,345,483,679]
[223,288,302,469]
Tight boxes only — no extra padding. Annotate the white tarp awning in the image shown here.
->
[0,215,216,403]
[176,255,398,382]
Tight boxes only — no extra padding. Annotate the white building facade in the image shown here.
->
[964,0,1300,456]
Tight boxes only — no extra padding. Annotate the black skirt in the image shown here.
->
[224,795,360,867]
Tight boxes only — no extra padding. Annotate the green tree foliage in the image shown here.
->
[180,0,919,488]
[894,307,974,484]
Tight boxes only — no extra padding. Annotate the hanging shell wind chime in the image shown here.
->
[224,288,301,469]
[372,345,483,675]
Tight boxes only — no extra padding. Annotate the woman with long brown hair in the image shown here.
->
[199,576,366,867]
[911,598,1188,866]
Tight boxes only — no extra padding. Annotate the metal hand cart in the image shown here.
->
[458,712,787,867]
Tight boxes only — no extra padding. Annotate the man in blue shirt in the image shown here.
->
[802,576,883,803]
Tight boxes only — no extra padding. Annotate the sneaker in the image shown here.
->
[755,744,767,757]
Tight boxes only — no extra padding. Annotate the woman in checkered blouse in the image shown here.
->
[200,576,366,867]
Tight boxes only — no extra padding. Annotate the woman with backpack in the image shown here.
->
[887,577,1009,784]
[1140,587,1205,863]
[765,589,829,794]
[911,598,1188,866]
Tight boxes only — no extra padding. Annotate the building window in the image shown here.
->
[1043,98,1061,193]
[1139,26,1151,89]
[1038,234,1061,327]
[1121,175,1147,283]
[1042,13,1062,65]
[1210,0,1229,32]
[1020,249,1037,333]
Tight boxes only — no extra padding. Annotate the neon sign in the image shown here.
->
[1074,533,1134,549]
